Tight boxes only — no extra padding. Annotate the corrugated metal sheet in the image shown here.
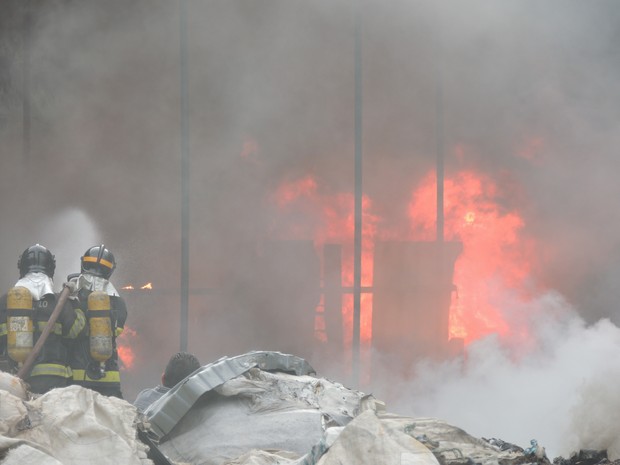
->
[144,351,316,439]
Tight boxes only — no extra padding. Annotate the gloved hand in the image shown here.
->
[63,279,78,294]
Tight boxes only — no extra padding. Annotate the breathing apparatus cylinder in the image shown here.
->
[87,291,113,374]
[6,286,34,365]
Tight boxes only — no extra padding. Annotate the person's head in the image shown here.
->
[162,352,201,388]
[18,244,56,278]
[81,244,116,279]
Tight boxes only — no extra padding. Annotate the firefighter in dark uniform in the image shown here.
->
[0,244,86,394]
[68,245,127,398]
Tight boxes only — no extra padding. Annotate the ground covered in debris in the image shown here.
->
[0,353,616,465]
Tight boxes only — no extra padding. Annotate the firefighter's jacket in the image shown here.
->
[68,277,127,398]
[0,276,86,392]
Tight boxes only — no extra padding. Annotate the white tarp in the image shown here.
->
[219,411,441,465]
[157,368,372,465]
[0,384,152,465]
[313,410,440,465]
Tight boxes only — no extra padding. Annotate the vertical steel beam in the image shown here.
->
[22,0,32,170]
[179,0,190,352]
[352,0,363,386]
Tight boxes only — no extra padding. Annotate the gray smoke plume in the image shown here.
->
[2,0,620,455]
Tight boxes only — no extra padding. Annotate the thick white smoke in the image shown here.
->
[379,291,620,459]
[39,208,101,286]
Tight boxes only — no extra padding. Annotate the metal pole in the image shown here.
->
[436,63,444,242]
[352,0,363,386]
[179,0,190,352]
[435,5,444,244]
[435,5,448,354]
[22,0,31,170]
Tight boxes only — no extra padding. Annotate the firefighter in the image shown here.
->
[67,244,127,398]
[0,244,86,394]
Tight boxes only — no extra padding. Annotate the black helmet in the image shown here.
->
[81,244,116,279]
[18,244,56,278]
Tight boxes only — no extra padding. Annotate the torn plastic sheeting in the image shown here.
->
[157,369,369,465]
[0,371,28,400]
[292,410,440,465]
[223,449,301,465]
[385,415,526,465]
[145,351,316,439]
[0,385,151,465]
[321,411,440,465]
[214,369,368,426]
[1,444,64,465]
[158,394,324,465]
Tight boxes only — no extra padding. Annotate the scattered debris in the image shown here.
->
[0,351,615,465]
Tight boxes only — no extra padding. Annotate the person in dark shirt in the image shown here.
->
[133,351,201,412]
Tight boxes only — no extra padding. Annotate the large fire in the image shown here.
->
[271,175,378,353]
[408,170,535,345]
[272,168,536,352]
[117,168,535,376]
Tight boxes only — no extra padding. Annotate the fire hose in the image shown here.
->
[12,286,174,465]
[16,284,71,380]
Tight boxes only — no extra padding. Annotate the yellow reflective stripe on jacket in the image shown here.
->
[115,327,123,338]
[67,309,86,339]
[72,369,121,383]
[36,321,62,335]
[0,323,6,337]
[30,363,72,378]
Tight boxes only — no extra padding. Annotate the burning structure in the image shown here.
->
[372,240,463,367]
[3,0,620,459]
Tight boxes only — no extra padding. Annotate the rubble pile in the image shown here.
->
[0,383,150,465]
[0,352,613,465]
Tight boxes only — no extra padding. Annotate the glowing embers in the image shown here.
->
[121,283,153,290]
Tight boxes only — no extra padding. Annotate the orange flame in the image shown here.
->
[272,169,535,362]
[408,170,535,344]
[121,283,152,290]
[271,175,379,352]
[272,175,318,209]
[117,326,137,370]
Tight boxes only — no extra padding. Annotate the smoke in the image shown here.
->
[39,208,101,284]
[0,207,100,290]
[2,0,620,452]
[377,291,620,459]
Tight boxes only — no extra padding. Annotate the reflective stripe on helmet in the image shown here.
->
[82,256,114,270]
